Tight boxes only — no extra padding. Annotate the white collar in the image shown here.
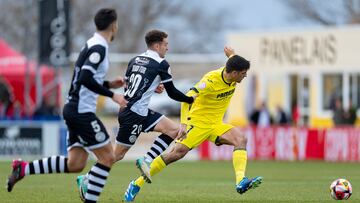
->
[140,49,164,63]
[94,32,109,47]
[145,49,162,58]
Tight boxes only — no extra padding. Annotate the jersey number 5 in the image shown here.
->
[125,73,142,97]
[91,120,101,133]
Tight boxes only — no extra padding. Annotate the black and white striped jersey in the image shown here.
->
[124,50,172,116]
[66,33,110,113]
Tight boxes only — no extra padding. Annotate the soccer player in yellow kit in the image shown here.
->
[124,47,263,201]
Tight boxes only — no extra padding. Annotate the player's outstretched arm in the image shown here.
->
[105,76,126,89]
[78,69,115,98]
[163,81,194,104]
[224,46,236,58]
[180,89,197,124]
[178,89,197,139]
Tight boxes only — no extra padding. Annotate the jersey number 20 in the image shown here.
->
[125,73,142,97]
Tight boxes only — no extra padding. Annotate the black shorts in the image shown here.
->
[116,108,163,146]
[63,103,110,151]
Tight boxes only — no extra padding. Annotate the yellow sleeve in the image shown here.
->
[180,90,197,124]
[180,77,214,124]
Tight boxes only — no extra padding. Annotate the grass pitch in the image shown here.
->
[1,160,359,202]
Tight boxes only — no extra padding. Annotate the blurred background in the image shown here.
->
[0,0,359,161]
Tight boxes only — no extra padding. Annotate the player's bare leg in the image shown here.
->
[137,142,190,183]
[114,144,131,162]
[78,142,130,202]
[82,143,115,202]
[124,117,178,201]
[143,116,179,163]
[161,143,190,164]
[67,148,89,201]
[153,116,179,139]
[217,127,263,194]
[67,147,89,172]
[135,116,178,183]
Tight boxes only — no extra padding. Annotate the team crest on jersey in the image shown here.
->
[135,57,149,65]
[198,82,206,90]
[95,132,106,142]
[89,52,101,64]
[129,135,137,143]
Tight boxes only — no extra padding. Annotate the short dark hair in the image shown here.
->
[94,8,117,31]
[225,55,250,73]
[145,30,168,47]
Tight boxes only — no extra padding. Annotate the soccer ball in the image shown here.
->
[78,175,89,202]
[330,178,352,200]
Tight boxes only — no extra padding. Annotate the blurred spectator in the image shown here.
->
[3,100,24,120]
[332,98,346,125]
[0,78,12,119]
[33,99,60,120]
[329,89,342,110]
[12,100,22,119]
[274,105,289,125]
[343,101,357,125]
[0,102,5,119]
[291,102,300,126]
[250,101,273,127]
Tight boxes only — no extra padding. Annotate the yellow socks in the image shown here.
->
[134,176,145,187]
[149,156,166,176]
[233,149,247,184]
[135,152,246,187]
[134,156,167,188]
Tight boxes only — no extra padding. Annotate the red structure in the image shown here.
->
[0,39,60,117]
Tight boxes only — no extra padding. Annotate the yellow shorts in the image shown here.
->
[177,123,234,149]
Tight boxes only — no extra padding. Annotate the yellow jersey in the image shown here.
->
[181,67,237,127]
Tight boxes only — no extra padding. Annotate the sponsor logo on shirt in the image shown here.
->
[216,89,235,98]
[135,57,150,65]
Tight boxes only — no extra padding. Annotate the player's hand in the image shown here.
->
[190,94,198,103]
[177,123,187,141]
[112,93,128,108]
[155,83,164,94]
[109,77,125,89]
[224,46,235,58]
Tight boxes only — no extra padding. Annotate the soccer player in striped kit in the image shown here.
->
[77,29,196,202]
[7,8,127,203]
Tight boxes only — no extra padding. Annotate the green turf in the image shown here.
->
[1,160,359,202]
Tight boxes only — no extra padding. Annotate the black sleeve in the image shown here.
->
[103,81,110,89]
[163,81,194,104]
[78,69,114,98]
[82,45,106,73]
[158,60,173,83]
